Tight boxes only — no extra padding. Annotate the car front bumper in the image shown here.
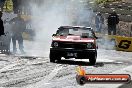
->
[50,47,97,59]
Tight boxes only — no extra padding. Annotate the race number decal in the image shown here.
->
[118,40,131,49]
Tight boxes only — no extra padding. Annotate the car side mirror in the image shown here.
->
[52,34,56,36]
[95,36,98,39]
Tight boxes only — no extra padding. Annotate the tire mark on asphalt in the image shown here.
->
[0,63,21,73]
[0,69,50,87]
[0,57,52,87]
[28,64,63,88]
[0,57,48,73]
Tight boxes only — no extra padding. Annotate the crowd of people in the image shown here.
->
[95,11,120,35]
[95,11,132,37]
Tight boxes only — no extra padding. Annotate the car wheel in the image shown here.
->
[89,51,97,65]
[49,53,55,63]
[56,56,61,62]
[49,52,61,63]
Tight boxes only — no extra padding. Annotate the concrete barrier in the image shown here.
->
[100,35,132,52]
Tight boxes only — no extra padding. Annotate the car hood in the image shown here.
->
[52,35,95,43]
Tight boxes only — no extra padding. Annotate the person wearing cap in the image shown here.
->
[107,11,119,35]
[0,11,4,36]
[95,12,104,33]
[9,14,26,54]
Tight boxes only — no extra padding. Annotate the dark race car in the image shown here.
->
[50,26,98,65]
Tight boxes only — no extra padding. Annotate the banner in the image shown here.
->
[98,35,132,52]
[106,35,132,52]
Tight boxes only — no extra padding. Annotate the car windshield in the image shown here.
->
[56,28,94,38]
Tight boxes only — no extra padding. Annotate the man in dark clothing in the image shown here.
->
[0,11,4,36]
[107,11,119,35]
[10,14,26,54]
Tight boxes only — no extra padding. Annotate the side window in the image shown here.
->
[82,33,89,38]
[56,29,69,36]
[89,32,94,38]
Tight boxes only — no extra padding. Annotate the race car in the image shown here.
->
[50,26,98,65]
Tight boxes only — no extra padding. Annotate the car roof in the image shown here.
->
[59,26,93,30]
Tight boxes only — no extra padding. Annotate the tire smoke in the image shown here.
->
[26,0,95,56]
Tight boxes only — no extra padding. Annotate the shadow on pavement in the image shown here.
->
[53,59,124,67]
[118,81,132,88]
[56,60,104,67]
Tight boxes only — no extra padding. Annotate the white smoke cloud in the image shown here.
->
[25,0,95,56]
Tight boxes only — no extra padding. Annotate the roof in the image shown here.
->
[59,26,93,30]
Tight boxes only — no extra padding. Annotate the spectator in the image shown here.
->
[10,13,26,54]
[95,12,104,33]
[0,11,4,36]
[107,11,119,35]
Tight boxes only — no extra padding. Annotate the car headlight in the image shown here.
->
[87,43,93,48]
[53,42,58,47]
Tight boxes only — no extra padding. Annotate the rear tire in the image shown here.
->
[50,55,55,63]
[89,51,97,65]
[49,52,61,63]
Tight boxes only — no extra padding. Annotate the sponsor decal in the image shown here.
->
[76,66,131,85]
[118,40,131,49]
[116,36,132,51]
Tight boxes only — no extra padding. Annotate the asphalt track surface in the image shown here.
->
[0,41,132,88]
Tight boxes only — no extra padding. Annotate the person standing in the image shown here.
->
[107,11,119,35]
[95,12,104,33]
[10,14,26,54]
[0,11,4,36]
